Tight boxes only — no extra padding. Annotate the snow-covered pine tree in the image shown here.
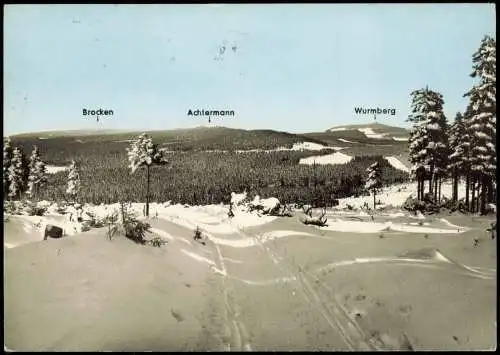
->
[3,137,13,195]
[8,147,26,200]
[407,86,449,202]
[448,112,468,202]
[463,35,496,214]
[365,161,382,210]
[66,160,81,202]
[408,122,427,200]
[27,145,47,199]
[127,133,169,217]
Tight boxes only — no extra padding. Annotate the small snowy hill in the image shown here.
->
[326,123,409,141]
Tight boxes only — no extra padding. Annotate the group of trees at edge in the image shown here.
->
[3,138,81,203]
[408,35,496,215]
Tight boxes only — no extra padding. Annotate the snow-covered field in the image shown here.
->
[338,138,356,143]
[4,180,496,351]
[299,152,353,165]
[392,136,408,142]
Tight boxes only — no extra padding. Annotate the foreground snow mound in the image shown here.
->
[319,219,467,234]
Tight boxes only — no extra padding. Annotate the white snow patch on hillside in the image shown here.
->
[384,156,411,173]
[392,137,408,141]
[236,141,327,153]
[45,165,69,174]
[289,142,327,151]
[338,138,356,143]
[299,152,353,165]
[328,127,347,132]
[358,128,388,139]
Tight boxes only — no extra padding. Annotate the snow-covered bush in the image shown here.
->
[106,202,151,244]
[402,196,440,214]
[439,197,468,213]
[301,207,328,226]
[23,201,47,216]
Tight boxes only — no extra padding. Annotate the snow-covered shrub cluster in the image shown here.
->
[230,191,283,216]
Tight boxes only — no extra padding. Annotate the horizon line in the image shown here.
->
[4,121,411,137]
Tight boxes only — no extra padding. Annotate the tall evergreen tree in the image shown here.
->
[365,162,382,210]
[464,35,496,214]
[3,137,13,195]
[8,147,25,200]
[27,146,47,199]
[408,87,448,201]
[448,112,467,202]
[66,160,81,202]
[127,133,169,217]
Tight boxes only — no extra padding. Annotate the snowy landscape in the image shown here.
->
[4,4,496,353]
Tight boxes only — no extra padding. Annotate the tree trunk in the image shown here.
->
[417,179,421,201]
[420,175,425,201]
[471,177,476,213]
[452,169,458,202]
[145,165,150,217]
[465,171,470,210]
[487,177,494,203]
[480,175,491,214]
[373,189,376,210]
[476,178,481,213]
[480,175,488,215]
[434,177,438,203]
[438,177,442,204]
[428,171,433,195]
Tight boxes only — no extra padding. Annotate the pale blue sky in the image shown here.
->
[3,3,496,135]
